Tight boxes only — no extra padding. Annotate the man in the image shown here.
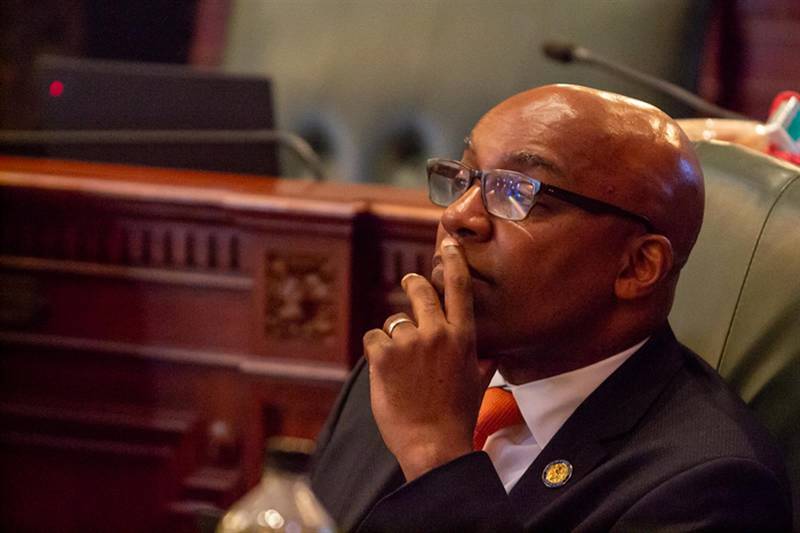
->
[311,85,792,531]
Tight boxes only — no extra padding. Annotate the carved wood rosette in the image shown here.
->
[263,252,336,343]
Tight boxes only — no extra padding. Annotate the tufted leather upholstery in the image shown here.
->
[671,140,800,527]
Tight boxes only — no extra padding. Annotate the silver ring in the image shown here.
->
[386,317,414,336]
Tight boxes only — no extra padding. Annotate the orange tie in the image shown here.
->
[473,387,524,450]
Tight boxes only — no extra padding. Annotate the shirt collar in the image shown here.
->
[488,337,649,450]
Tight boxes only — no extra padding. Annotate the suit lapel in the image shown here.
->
[509,325,685,522]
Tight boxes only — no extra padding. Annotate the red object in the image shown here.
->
[473,387,524,450]
[770,147,800,165]
[49,80,64,97]
[767,91,800,165]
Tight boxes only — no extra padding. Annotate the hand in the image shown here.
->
[363,236,497,481]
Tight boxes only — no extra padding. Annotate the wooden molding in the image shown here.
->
[0,256,252,289]
[0,330,349,383]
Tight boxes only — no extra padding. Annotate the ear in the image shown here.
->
[615,234,674,300]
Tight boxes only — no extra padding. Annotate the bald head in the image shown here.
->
[473,84,705,269]
[433,84,705,374]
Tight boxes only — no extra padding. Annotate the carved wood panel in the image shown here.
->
[252,235,354,365]
[0,157,436,531]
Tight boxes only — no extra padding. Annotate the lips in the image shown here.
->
[431,254,493,285]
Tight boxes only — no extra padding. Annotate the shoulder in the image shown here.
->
[619,340,792,515]
[565,336,793,530]
[649,342,785,469]
[310,358,405,531]
[312,356,373,467]
[614,454,792,532]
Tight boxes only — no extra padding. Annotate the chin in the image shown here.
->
[474,325,505,359]
[475,315,539,359]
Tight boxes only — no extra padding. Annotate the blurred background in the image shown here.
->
[1,0,798,184]
[1,1,800,531]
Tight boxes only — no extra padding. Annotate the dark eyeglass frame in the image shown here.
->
[427,158,655,232]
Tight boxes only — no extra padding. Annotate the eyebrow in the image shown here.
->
[464,135,561,175]
[503,150,563,176]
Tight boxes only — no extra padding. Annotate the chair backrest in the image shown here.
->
[671,140,800,526]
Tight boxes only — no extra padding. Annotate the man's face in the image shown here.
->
[430,90,638,358]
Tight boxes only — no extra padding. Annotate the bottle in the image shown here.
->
[217,437,336,533]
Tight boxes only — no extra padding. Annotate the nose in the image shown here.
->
[440,184,493,242]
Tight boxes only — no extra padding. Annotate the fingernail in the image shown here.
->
[442,236,458,249]
[401,272,420,289]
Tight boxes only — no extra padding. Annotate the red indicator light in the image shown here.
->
[49,80,64,97]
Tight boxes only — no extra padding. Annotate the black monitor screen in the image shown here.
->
[28,54,279,176]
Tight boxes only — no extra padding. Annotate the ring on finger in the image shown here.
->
[386,317,415,336]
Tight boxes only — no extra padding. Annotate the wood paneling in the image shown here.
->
[0,156,439,531]
[700,0,800,120]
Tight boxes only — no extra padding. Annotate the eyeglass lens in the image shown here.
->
[484,173,537,220]
[428,160,539,221]
[428,161,469,205]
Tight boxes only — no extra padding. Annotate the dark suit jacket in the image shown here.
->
[311,325,793,532]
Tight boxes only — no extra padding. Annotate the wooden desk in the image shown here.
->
[0,157,439,531]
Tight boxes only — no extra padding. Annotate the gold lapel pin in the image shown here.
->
[542,460,573,488]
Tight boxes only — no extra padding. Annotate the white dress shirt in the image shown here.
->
[484,338,649,492]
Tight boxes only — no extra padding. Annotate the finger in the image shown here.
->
[401,273,445,329]
[363,328,390,362]
[439,236,474,327]
[382,312,416,337]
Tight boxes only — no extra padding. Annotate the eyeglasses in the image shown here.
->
[426,158,654,232]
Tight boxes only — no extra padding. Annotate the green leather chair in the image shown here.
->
[671,141,800,528]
